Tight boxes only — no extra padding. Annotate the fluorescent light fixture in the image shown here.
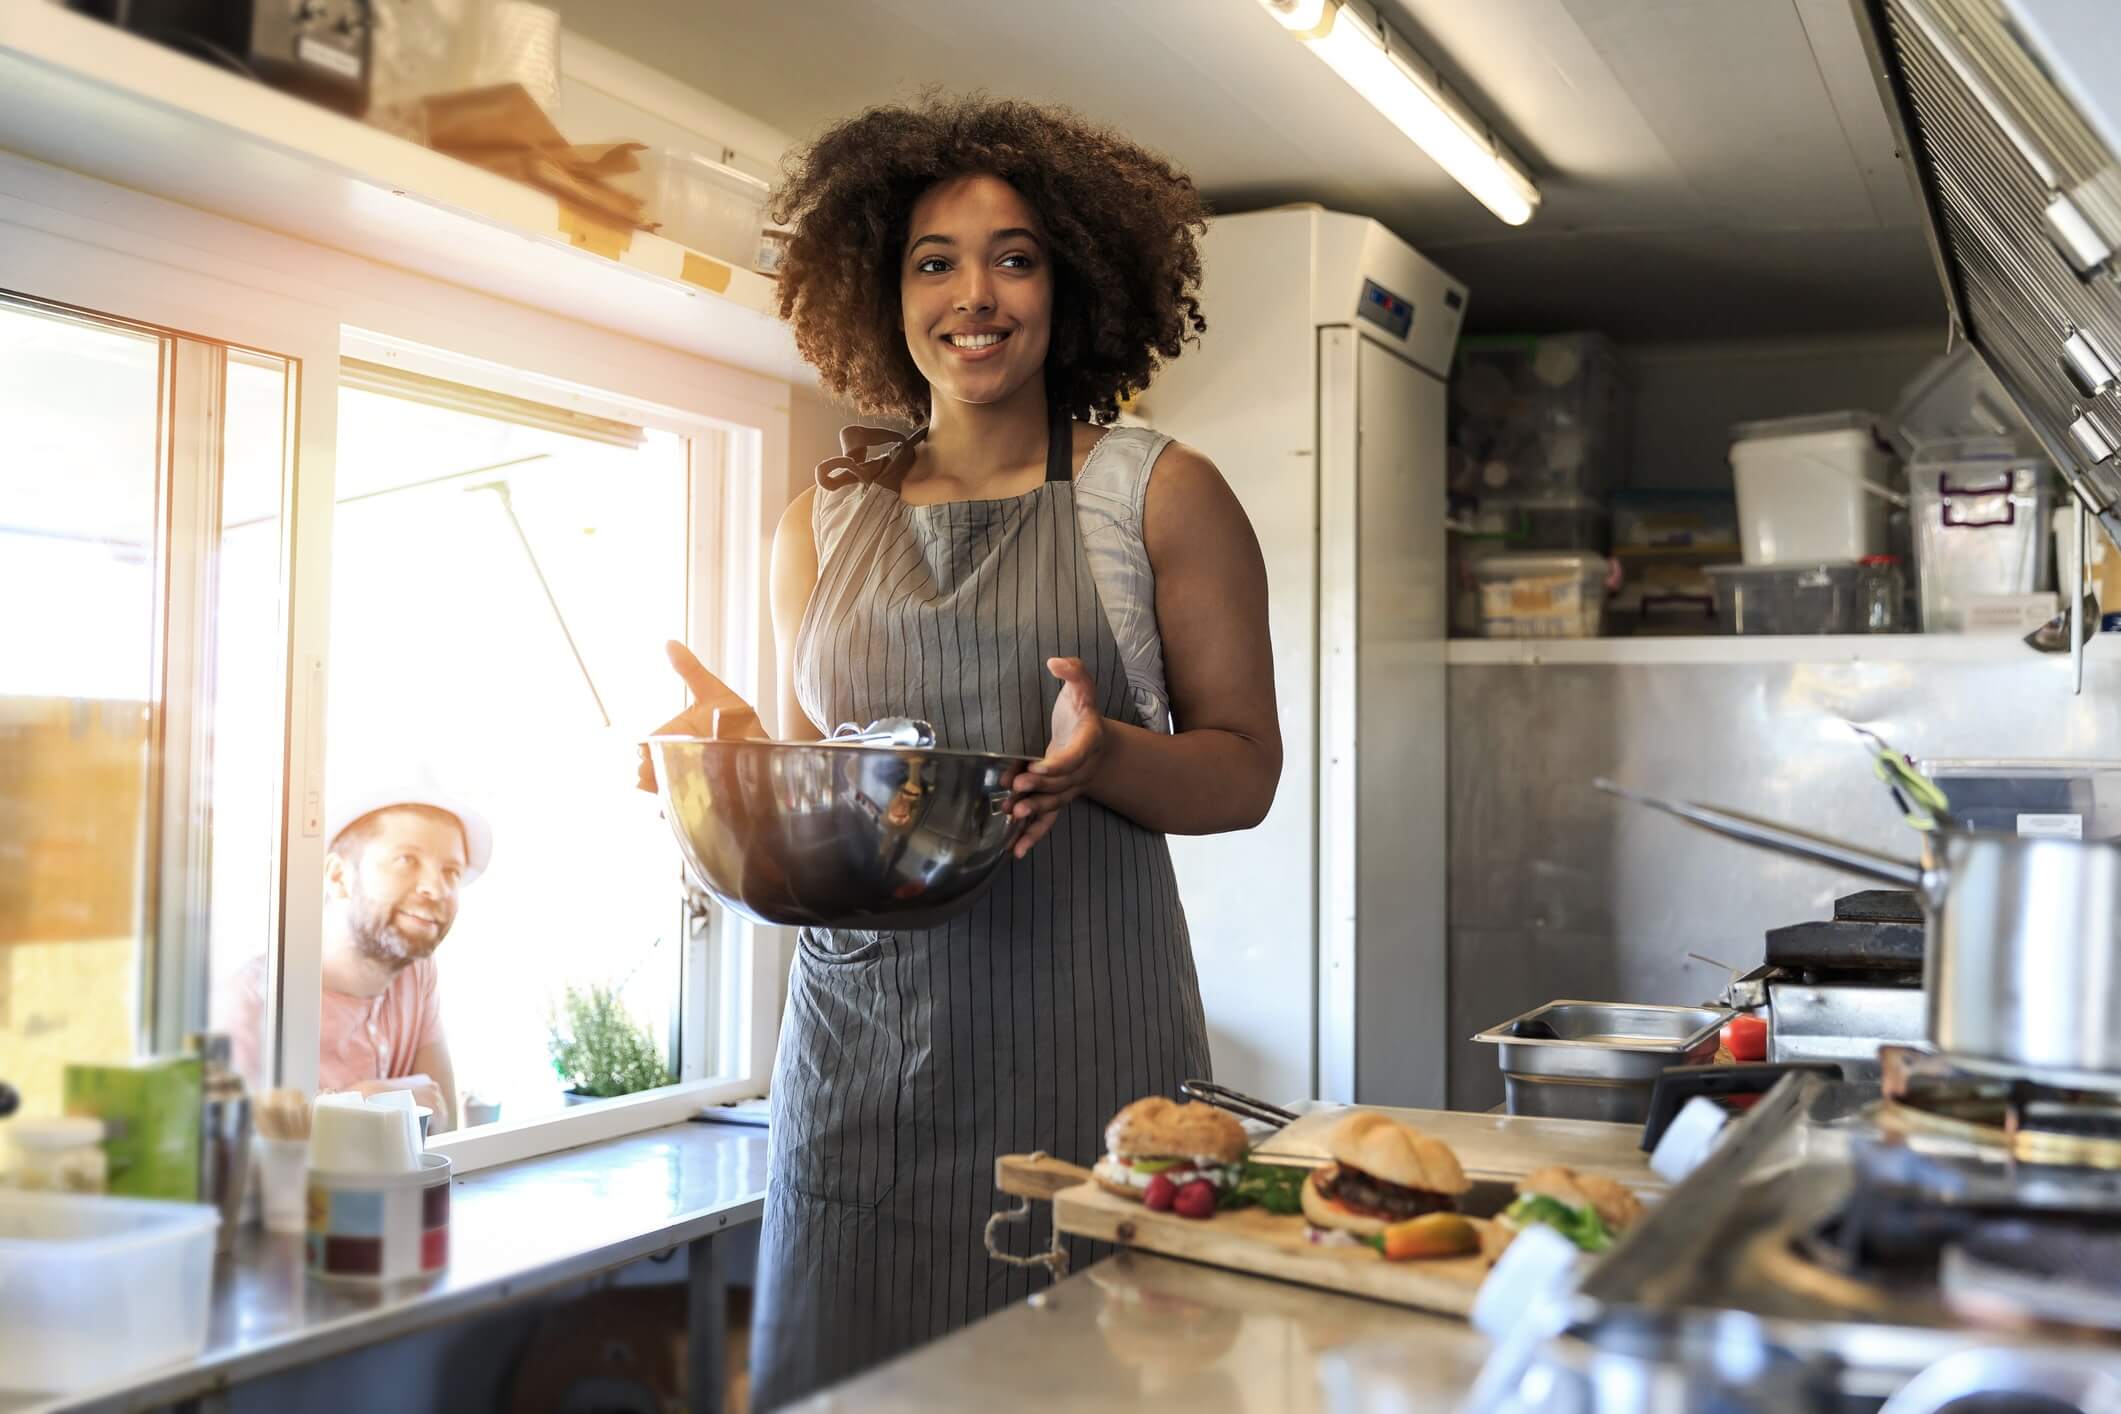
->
[1262,0,1331,29]
[1256,0,1541,226]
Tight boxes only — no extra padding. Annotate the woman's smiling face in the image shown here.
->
[900,172,1054,412]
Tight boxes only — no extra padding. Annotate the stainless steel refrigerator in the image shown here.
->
[1138,208,1466,1108]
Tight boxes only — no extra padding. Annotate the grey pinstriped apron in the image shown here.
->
[749,406,1211,1410]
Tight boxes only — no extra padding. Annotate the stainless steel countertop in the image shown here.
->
[4,1119,768,1414]
[795,1251,1493,1413]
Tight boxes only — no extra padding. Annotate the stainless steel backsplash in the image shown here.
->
[1445,652,2121,1110]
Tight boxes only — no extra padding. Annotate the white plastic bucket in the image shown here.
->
[1729,412,1897,564]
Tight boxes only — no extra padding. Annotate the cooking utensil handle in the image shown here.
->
[1878,1349,2121,1414]
[1596,779,1926,890]
[1639,1061,1844,1152]
[1179,1079,1299,1127]
[995,1153,1093,1201]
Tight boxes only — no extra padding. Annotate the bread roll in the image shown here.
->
[1102,1097,1246,1164]
[1320,1112,1471,1196]
[1516,1165,1645,1230]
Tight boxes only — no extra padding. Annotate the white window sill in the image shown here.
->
[430,1078,765,1174]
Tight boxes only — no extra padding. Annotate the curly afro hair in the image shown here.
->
[768,94,1210,425]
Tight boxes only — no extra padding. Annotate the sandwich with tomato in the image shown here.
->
[1302,1112,1471,1236]
[1091,1097,1249,1216]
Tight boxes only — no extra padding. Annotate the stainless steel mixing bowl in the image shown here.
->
[647,734,1035,930]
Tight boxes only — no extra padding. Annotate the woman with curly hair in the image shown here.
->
[651,95,1281,1407]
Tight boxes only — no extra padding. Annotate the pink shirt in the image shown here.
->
[222,954,445,1092]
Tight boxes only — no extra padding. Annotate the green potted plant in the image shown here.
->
[547,982,673,1104]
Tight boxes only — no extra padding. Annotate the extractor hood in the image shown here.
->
[1854,0,2121,540]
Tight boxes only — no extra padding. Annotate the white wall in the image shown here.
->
[1619,330,1946,490]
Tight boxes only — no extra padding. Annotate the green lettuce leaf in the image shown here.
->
[1503,1194,1613,1253]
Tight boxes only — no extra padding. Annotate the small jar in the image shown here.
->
[754,226,791,277]
[8,1117,107,1194]
[1857,555,1904,633]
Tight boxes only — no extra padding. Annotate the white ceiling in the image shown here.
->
[552,0,1948,340]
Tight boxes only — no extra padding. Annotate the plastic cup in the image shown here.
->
[254,1136,310,1235]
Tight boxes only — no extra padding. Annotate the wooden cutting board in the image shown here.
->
[1050,1179,1512,1316]
[995,1109,1663,1315]
[997,1155,1518,1317]
[1249,1104,1666,1192]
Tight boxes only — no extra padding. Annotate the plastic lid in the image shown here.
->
[7,1117,104,1149]
[1703,560,1862,577]
[1892,346,2027,451]
[1730,410,1881,443]
[1907,434,2050,466]
[659,150,771,194]
[1480,494,1610,514]
[1479,550,1608,571]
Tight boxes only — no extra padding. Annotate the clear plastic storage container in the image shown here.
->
[1473,552,1610,638]
[1609,554,1718,636]
[0,1191,218,1394]
[6,1118,106,1194]
[1706,561,1890,635]
[1908,437,2053,631]
[1464,494,1610,552]
[1450,333,1628,501]
[1919,759,2121,841]
[644,150,770,269]
[1893,345,2028,453]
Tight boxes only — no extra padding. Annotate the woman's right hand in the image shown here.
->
[635,640,767,792]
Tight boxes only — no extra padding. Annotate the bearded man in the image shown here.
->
[224,777,492,1133]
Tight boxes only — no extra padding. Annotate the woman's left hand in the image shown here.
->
[1010,657,1108,858]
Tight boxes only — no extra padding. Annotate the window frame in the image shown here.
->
[1,152,790,1173]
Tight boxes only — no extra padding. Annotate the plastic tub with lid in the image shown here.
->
[1473,551,1610,638]
[1918,759,2121,841]
[1892,345,2028,453]
[643,150,770,268]
[1729,411,1898,564]
[1908,437,2052,631]
[1450,333,1628,501]
[0,1190,218,1393]
[1706,561,1892,635]
[5,1117,105,1194]
[1465,495,1610,552]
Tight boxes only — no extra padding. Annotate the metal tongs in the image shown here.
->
[827,717,938,748]
[1849,722,1953,832]
[1179,1079,1299,1127]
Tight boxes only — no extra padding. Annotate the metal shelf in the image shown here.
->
[0,0,798,378]
[1447,634,2121,665]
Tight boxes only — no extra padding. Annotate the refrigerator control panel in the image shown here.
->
[1356,278,1413,341]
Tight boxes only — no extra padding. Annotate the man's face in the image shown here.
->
[326,807,468,967]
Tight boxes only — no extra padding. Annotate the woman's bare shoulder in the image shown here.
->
[1142,438,1242,528]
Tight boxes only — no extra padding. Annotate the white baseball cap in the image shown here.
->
[325,765,494,885]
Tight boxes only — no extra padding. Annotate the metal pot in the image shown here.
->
[649,731,1032,931]
[1599,780,2121,1083]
